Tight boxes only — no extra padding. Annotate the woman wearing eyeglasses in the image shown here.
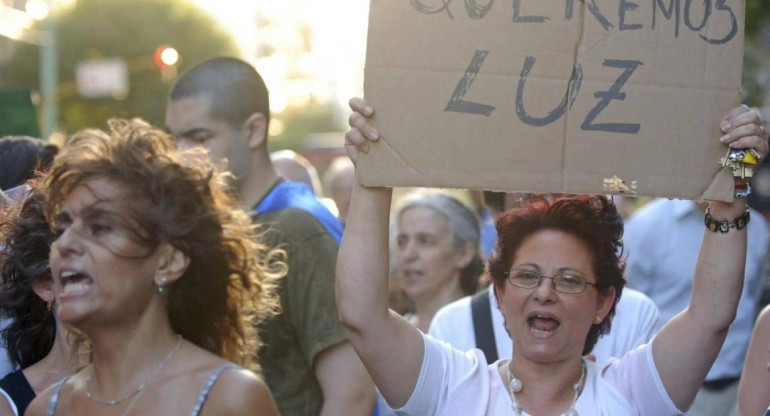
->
[337,99,767,415]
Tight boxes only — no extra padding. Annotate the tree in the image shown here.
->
[746,0,770,38]
[743,0,770,107]
[7,0,240,133]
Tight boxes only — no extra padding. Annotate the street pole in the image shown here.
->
[39,0,57,140]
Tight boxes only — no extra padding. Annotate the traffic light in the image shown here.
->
[153,45,179,68]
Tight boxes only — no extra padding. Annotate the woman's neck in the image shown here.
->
[503,354,585,416]
[412,281,465,332]
[84,314,181,402]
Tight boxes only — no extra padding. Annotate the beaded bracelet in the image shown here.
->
[704,207,750,233]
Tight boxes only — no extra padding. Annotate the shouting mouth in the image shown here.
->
[59,269,93,298]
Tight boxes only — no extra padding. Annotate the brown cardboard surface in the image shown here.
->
[360,0,744,201]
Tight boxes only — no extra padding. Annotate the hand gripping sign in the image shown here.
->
[359,0,744,201]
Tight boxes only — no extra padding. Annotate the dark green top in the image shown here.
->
[255,208,348,416]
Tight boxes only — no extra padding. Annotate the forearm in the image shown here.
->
[319,391,376,416]
[336,182,393,331]
[689,200,747,331]
[653,200,748,409]
[316,341,377,416]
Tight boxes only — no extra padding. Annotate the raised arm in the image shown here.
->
[653,106,769,410]
[737,305,770,416]
[336,98,425,408]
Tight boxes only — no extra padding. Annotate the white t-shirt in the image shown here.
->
[386,334,681,416]
[428,286,662,365]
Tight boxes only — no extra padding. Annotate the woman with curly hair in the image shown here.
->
[0,187,83,416]
[25,119,285,416]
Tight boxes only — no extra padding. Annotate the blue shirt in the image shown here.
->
[255,180,343,244]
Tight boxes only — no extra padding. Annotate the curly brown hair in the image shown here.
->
[487,195,625,356]
[44,119,285,372]
[0,184,56,368]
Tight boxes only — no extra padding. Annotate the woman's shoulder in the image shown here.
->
[193,364,278,416]
[20,372,77,416]
[172,346,278,416]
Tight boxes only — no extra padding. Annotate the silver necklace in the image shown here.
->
[85,335,183,406]
[506,359,586,416]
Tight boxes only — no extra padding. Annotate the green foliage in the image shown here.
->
[743,0,770,107]
[7,0,239,133]
[746,0,770,37]
[269,103,345,152]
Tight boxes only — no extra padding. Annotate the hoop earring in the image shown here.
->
[46,301,53,312]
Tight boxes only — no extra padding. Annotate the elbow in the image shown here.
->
[335,295,370,335]
[688,305,737,334]
[337,307,362,333]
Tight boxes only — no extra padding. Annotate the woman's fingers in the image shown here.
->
[349,97,374,117]
[721,108,761,135]
[344,97,380,165]
[721,104,753,131]
[720,106,768,161]
[348,111,379,141]
[721,123,764,145]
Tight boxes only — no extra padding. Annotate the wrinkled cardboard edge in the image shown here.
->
[699,167,735,202]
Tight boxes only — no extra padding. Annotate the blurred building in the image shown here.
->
[248,1,368,131]
[0,0,25,85]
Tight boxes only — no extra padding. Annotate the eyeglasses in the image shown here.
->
[506,268,598,294]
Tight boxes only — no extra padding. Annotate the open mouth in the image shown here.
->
[60,270,93,298]
[402,270,423,284]
[527,313,561,335]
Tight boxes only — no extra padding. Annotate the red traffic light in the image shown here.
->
[153,45,179,68]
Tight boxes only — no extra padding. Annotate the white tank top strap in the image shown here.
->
[188,364,238,416]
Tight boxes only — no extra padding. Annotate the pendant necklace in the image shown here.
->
[506,358,586,416]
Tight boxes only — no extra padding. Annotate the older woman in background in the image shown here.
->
[393,192,483,332]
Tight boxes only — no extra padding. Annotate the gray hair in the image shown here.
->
[394,191,483,295]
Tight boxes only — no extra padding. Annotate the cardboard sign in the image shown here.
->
[360,0,745,201]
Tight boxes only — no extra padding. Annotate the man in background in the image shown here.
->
[166,57,375,416]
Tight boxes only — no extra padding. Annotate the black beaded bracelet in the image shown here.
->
[704,207,750,233]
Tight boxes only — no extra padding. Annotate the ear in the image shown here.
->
[594,287,616,324]
[453,243,476,270]
[155,243,190,285]
[493,282,505,311]
[243,112,268,149]
[32,279,55,304]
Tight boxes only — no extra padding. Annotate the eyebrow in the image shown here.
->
[175,127,210,139]
[516,264,585,275]
[59,200,118,222]
[80,205,120,220]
